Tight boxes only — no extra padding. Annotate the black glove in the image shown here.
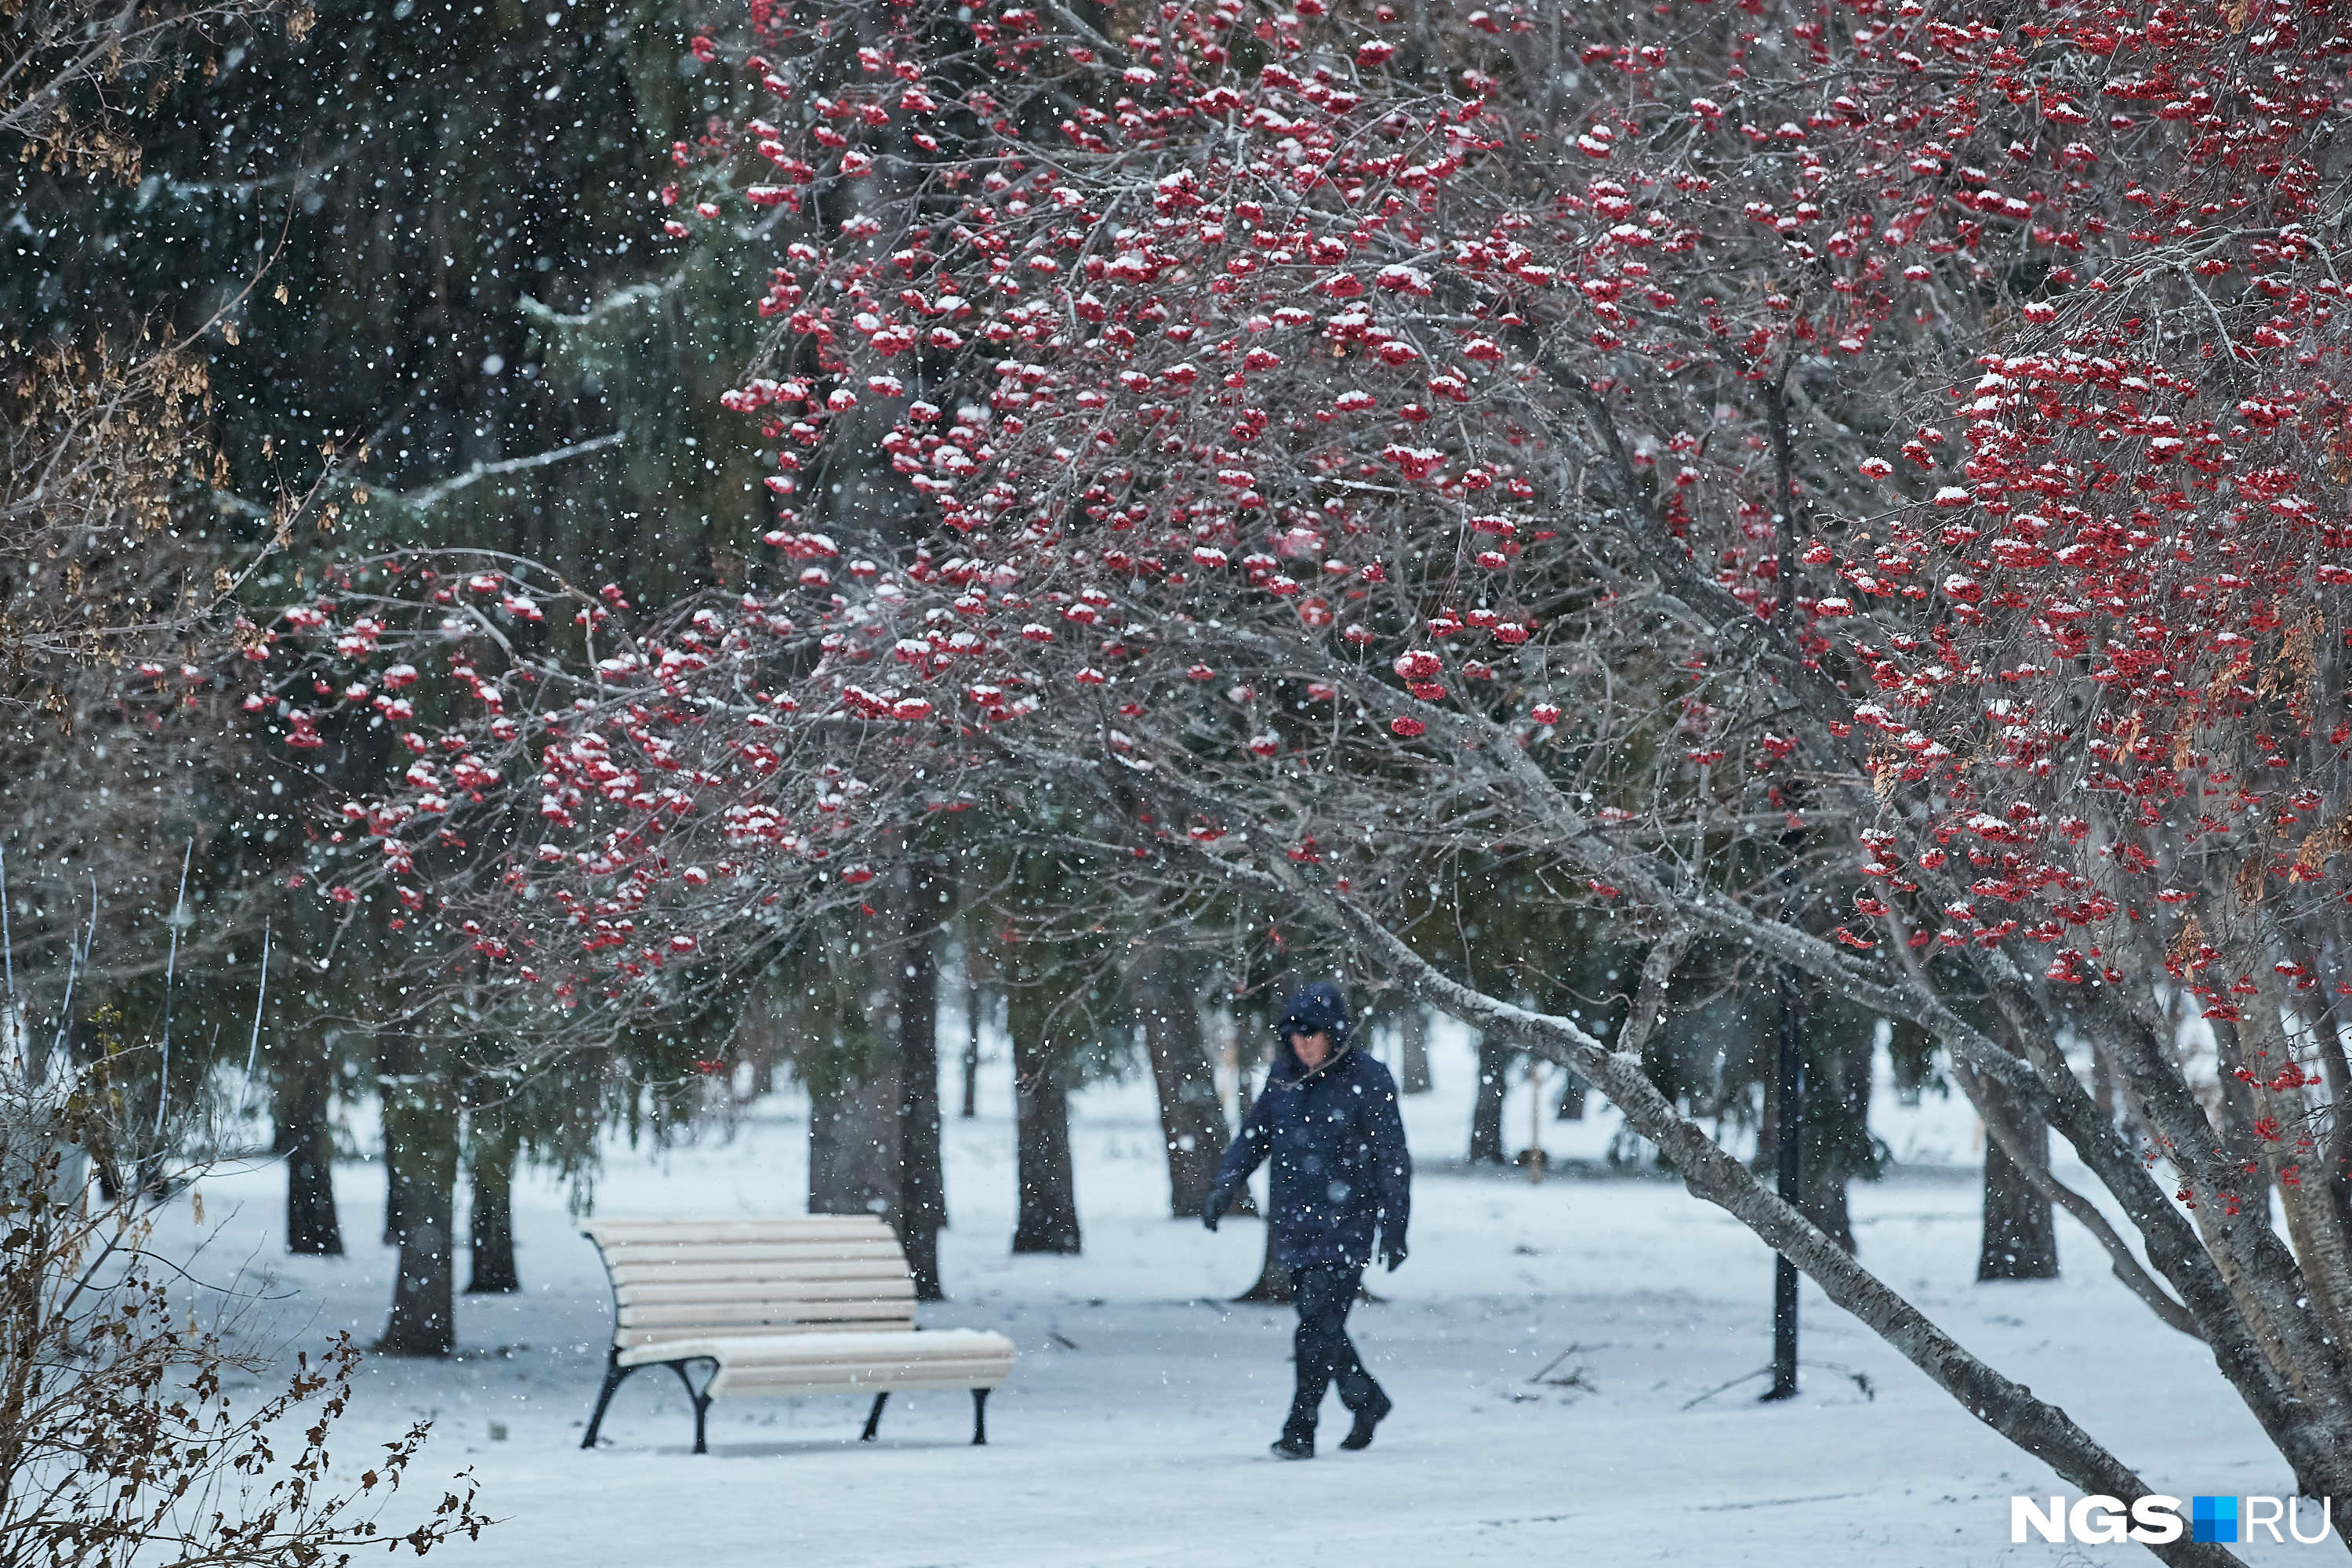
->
[1381,1238,1408,1273]
[1201,1186,1232,1232]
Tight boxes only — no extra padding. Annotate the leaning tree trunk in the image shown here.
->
[2209,1020,2275,1223]
[2234,989,2352,1363]
[1468,1031,1509,1163]
[894,861,947,1300]
[1978,1076,2060,1283]
[1011,1029,1080,1254]
[1396,1003,1432,1094]
[2296,935,2352,1250]
[377,1035,459,1356]
[1132,944,1227,1218]
[1334,911,2260,1563]
[275,1044,343,1256]
[465,1105,519,1295]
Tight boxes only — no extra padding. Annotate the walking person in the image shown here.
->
[1202,982,1411,1459]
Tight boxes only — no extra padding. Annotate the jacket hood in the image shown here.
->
[1269,982,1353,1083]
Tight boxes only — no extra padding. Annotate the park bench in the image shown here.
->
[579,1216,1016,1454]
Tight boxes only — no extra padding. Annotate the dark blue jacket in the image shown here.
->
[1210,1034,1411,1270]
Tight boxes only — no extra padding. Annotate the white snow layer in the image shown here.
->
[159,1027,2321,1566]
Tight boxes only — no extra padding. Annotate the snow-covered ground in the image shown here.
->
[168,1025,2321,1565]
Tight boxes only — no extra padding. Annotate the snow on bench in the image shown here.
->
[579,1216,1016,1454]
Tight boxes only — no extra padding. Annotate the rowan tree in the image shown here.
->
[277,1,2352,1556]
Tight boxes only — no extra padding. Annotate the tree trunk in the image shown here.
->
[1220,1035,1260,1224]
[1230,1028,1288,1301]
[1468,1031,1509,1163]
[1340,917,2262,1559]
[895,862,946,1300]
[1555,1068,1587,1120]
[377,1036,459,1356]
[2209,1020,2274,1220]
[810,1066,900,1222]
[1011,1029,1080,1254]
[960,980,982,1120]
[2056,982,2352,1497]
[1233,1221,1294,1304]
[1132,944,1226,1218]
[1979,1089,2060,1282]
[747,1010,778,1099]
[1808,1162,1853,1257]
[1397,1003,1432,1094]
[1802,1019,1875,1254]
[379,1128,403,1247]
[276,1047,343,1257]
[2283,934,2352,1248]
[2235,990,2352,1366]
[466,1109,519,1294]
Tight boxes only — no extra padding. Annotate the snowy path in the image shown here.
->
[172,1037,2315,1566]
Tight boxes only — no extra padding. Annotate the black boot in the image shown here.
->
[1271,1421,1315,1460]
[1338,1390,1392,1451]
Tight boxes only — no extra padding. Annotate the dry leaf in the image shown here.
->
[2293,813,2352,879]
[2169,914,2205,966]
[2234,852,2266,908]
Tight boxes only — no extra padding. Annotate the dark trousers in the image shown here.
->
[1284,1263,1385,1439]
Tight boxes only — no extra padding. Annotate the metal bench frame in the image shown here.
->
[580,1346,991,1453]
[577,1217,1008,1454]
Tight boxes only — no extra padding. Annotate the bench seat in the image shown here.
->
[618,1328,1017,1396]
[580,1217,1016,1452]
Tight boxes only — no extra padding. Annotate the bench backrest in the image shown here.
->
[582,1216,916,1353]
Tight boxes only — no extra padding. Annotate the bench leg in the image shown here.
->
[971,1388,989,1446]
[859,1391,889,1443]
[670,1360,716,1455]
[581,1352,633,1450]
